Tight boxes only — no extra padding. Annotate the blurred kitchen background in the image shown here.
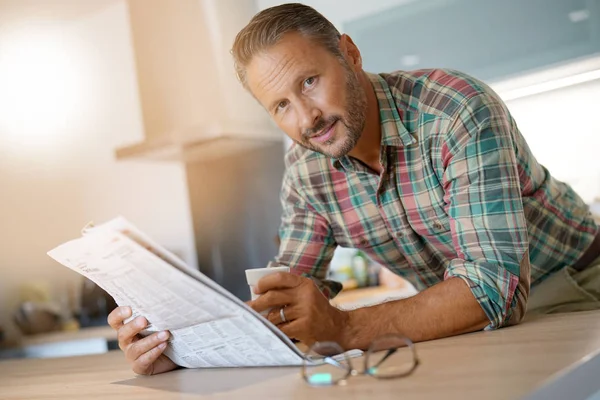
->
[0,0,599,359]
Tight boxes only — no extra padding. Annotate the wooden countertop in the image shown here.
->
[1,310,600,400]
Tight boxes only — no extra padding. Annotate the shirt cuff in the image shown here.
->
[445,259,520,330]
[302,275,343,300]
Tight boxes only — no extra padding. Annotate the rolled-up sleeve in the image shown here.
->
[267,172,342,299]
[442,92,531,329]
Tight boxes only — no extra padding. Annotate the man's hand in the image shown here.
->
[107,306,178,375]
[248,272,349,347]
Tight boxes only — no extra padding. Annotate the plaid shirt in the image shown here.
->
[269,69,598,329]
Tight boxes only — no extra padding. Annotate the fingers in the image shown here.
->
[278,320,302,341]
[132,340,169,375]
[127,330,170,362]
[255,272,303,294]
[107,306,131,329]
[108,306,174,375]
[117,316,147,351]
[250,289,294,313]
[266,306,299,326]
[266,307,282,325]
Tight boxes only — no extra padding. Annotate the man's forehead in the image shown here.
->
[246,38,323,99]
[246,53,296,100]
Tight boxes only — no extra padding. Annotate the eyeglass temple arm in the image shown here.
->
[369,348,398,369]
[323,356,345,369]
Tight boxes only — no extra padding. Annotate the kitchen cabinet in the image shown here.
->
[116,0,281,162]
[345,0,600,83]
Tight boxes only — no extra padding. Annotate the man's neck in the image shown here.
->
[347,71,382,174]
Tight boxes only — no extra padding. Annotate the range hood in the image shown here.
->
[116,0,281,162]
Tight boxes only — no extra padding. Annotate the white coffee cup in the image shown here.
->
[245,266,290,301]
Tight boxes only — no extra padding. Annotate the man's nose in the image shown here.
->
[297,99,321,133]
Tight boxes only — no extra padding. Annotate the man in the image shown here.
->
[108,3,600,375]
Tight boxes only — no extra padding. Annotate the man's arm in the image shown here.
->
[347,88,532,341]
[346,89,532,344]
[251,272,488,349]
[341,277,488,349]
[440,88,531,329]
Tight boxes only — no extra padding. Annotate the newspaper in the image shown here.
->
[47,216,306,368]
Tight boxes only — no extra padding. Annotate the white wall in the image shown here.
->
[502,80,600,204]
[0,1,196,342]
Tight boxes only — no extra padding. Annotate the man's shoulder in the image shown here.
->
[380,68,497,119]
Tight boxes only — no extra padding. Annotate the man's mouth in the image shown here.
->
[310,121,337,144]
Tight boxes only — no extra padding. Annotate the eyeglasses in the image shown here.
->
[302,334,420,387]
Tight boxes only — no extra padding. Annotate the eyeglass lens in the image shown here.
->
[303,342,351,386]
[366,335,417,378]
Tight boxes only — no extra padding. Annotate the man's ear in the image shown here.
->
[339,34,363,71]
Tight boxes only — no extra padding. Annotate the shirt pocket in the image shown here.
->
[407,205,451,239]
[331,210,395,249]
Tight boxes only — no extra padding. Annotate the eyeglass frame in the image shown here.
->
[301,333,420,386]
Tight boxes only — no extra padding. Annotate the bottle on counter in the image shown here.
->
[367,261,381,287]
[352,251,369,287]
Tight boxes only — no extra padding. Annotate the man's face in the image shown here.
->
[245,33,367,158]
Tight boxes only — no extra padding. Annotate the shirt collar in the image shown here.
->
[331,72,415,171]
[368,72,415,148]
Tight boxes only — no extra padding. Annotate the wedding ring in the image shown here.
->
[279,307,287,323]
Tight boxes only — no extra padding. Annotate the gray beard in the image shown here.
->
[297,66,367,159]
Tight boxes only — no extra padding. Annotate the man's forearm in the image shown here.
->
[339,277,490,349]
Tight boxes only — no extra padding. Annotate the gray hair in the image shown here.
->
[231,3,342,89]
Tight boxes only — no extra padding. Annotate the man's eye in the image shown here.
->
[276,100,288,111]
[303,76,316,88]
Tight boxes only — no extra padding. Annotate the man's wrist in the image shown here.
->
[336,308,360,350]
[336,305,388,350]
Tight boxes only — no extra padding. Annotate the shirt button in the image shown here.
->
[360,238,368,246]
[395,231,404,239]
[433,220,444,230]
